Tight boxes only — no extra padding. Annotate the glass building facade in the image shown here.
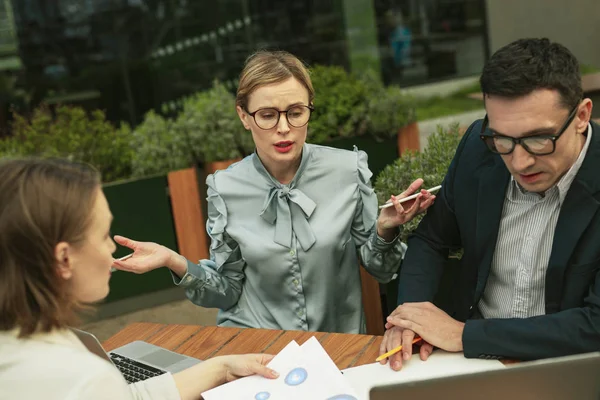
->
[3,0,488,126]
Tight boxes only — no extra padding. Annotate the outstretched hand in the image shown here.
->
[112,235,183,275]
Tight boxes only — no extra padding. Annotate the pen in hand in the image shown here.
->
[111,253,133,272]
[379,185,442,209]
[375,337,424,362]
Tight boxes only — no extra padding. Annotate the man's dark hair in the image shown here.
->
[480,38,582,109]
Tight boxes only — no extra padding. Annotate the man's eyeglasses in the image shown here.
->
[245,105,314,130]
[479,103,580,156]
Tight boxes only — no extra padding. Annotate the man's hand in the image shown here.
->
[379,326,434,371]
[386,302,465,353]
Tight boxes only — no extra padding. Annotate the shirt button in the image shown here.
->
[298,310,304,317]
[293,279,299,286]
[290,250,296,256]
[184,276,193,283]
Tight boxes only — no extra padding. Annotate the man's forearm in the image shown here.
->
[462,308,600,360]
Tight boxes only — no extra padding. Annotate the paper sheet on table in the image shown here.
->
[342,350,505,400]
[202,336,358,400]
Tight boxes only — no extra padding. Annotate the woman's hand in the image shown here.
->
[376,178,436,240]
[112,235,187,277]
[173,354,279,400]
[218,353,279,383]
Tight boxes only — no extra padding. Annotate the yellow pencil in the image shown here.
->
[375,337,423,362]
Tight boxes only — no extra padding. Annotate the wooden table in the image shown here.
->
[103,323,383,370]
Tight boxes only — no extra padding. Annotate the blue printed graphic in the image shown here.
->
[284,367,308,386]
[255,391,271,400]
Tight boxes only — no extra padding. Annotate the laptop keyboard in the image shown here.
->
[110,353,167,384]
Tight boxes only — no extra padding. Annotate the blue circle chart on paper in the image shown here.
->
[284,367,308,386]
[327,395,358,400]
[255,392,271,400]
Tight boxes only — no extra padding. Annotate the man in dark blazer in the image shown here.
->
[380,38,600,370]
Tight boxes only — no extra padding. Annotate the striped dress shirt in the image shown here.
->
[479,124,592,319]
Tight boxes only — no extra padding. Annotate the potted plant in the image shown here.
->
[374,123,463,314]
[308,64,370,144]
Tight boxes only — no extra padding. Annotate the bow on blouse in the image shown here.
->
[259,185,316,251]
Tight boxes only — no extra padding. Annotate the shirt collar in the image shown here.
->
[510,123,592,204]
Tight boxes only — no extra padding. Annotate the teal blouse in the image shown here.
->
[173,143,406,333]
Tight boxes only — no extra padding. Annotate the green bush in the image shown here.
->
[0,105,132,182]
[130,110,192,178]
[308,65,371,143]
[309,65,415,143]
[175,81,254,163]
[366,85,416,140]
[374,123,463,242]
[131,81,253,177]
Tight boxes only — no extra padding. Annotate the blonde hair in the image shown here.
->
[0,158,100,337]
[236,50,314,110]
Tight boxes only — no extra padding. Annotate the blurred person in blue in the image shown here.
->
[0,158,279,400]
[113,50,435,334]
[388,9,412,69]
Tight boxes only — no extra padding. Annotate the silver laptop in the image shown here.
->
[370,351,600,400]
[71,328,202,384]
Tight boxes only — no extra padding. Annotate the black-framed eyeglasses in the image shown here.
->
[245,105,314,130]
[479,102,580,156]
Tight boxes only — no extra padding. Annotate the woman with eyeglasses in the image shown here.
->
[113,50,435,333]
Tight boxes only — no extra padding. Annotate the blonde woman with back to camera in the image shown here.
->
[113,50,435,333]
[0,158,279,400]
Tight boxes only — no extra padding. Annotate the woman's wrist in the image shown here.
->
[167,250,188,278]
[377,221,399,242]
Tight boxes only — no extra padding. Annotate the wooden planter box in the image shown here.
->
[397,121,420,155]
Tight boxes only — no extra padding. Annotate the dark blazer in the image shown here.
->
[398,119,600,361]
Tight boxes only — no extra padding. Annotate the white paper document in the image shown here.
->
[342,350,506,400]
[202,336,359,400]
[202,337,505,400]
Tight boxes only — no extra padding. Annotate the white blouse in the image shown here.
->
[0,328,180,400]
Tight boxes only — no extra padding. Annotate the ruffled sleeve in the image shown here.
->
[206,173,236,270]
[169,172,246,310]
[354,146,378,233]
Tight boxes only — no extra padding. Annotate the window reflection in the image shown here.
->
[375,0,487,85]
[5,0,487,127]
